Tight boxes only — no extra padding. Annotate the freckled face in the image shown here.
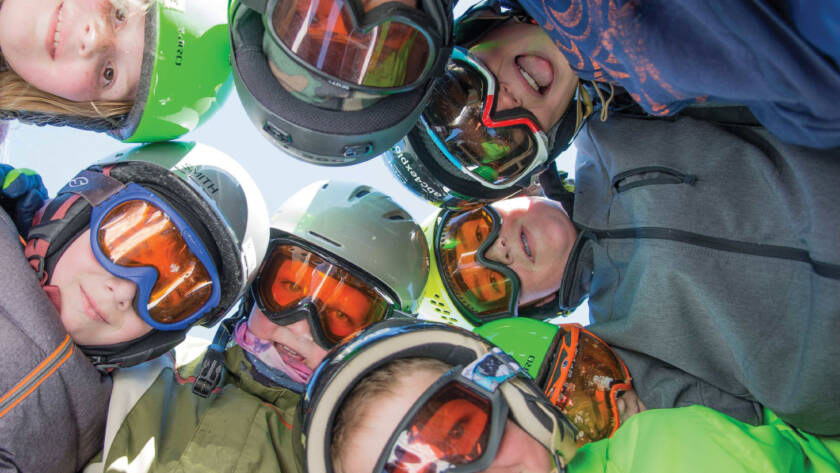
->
[0,0,145,102]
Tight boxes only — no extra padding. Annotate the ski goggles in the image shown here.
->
[421,47,549,189]
[91,183,222,331]
[545,325,632,444]
[434,205,521,325]
[252,237,397,348]
[249,0,440,92]
[373,348,536,473]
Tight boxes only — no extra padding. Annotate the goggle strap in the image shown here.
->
[57,169,125,208]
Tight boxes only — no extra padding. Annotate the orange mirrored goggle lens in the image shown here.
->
[257,244,389,343]
[271,0,430,87]
[547,327,632,444]
[97,200,214,324]
[385,381,491,473]
[438,208,514,317]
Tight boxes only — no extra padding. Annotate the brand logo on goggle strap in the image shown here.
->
[462,348,521,392]
[392,146,445,200]
[68,177,89,187]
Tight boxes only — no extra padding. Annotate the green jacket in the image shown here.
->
[84,338,302,473]
[569,406,840,473]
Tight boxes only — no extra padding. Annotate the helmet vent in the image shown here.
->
[308,230,343,248]
[352,188,371,200]
[384,210,409,221]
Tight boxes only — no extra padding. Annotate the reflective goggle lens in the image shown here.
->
[437,208,516,319]
[257,244,390,343]
[424,57,543,185]
[270,0,430,88]
[547,326,632,444]
[97,200,214,325]
[384,381,491,473]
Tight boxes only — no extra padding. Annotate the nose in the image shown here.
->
[106,276,137,312]
[484,236,512,265]
[286,318,316,340]
[494,83,522,112]
[79,16,110,57]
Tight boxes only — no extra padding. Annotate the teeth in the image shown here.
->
[518,65,540,93]
[53,7,63,54]
[521,231,532,258]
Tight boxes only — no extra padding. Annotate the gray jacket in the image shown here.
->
[562,115,840,435]
[0,209,111,472]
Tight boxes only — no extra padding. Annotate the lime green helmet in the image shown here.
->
[114,0,233,142]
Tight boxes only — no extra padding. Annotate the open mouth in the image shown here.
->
[48,2,65,59]
[275,342,305,363]
[515,55,553,96]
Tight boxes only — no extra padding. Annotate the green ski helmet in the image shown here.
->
[25,141,270,369]
[294,318,580,473]
[267,180,430,312]
[476,318,634,445]
[2,0,233,143]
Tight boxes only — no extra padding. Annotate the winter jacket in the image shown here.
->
[84,338,302,473]
[514,0,840,148]
[569,406,840,473]
[0,208,112,472]
[561,115,840,435]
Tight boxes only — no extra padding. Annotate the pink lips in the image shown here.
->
[520,227,536,264]
[515,54,554,96]
[80,286,108,324]
[46,2,64,59]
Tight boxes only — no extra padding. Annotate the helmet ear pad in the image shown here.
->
[230,7,433,164]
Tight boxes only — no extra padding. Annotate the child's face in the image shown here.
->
[341,367,554,473]
[484,196,577,306]
[51,230,152,346]
[247,306,329,370]
[0,0,145,102]
[469,21,577,131]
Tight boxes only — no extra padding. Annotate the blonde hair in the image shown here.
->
[331,358,451,473]
[0,0,139,123]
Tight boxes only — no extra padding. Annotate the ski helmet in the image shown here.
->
[268,180,429,312]
[25,141,270,368]
[294,318,579,473]
[2,0,233,143]
[384,0,587,208]
[476,318,633,445]
[227,0,454,165]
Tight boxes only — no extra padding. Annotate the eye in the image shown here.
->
[102,65,115,87]
[113,7,127,25]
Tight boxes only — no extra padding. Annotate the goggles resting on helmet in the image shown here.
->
[546,324,632,444]
[374,348,549,473]
[434,205,521,325]
[90,182,222,331]
[421,47,549,190]
[252,236,398,348]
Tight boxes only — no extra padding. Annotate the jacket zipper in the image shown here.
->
[0,335,75,418]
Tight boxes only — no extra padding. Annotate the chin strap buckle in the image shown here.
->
[192,343,226,398]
